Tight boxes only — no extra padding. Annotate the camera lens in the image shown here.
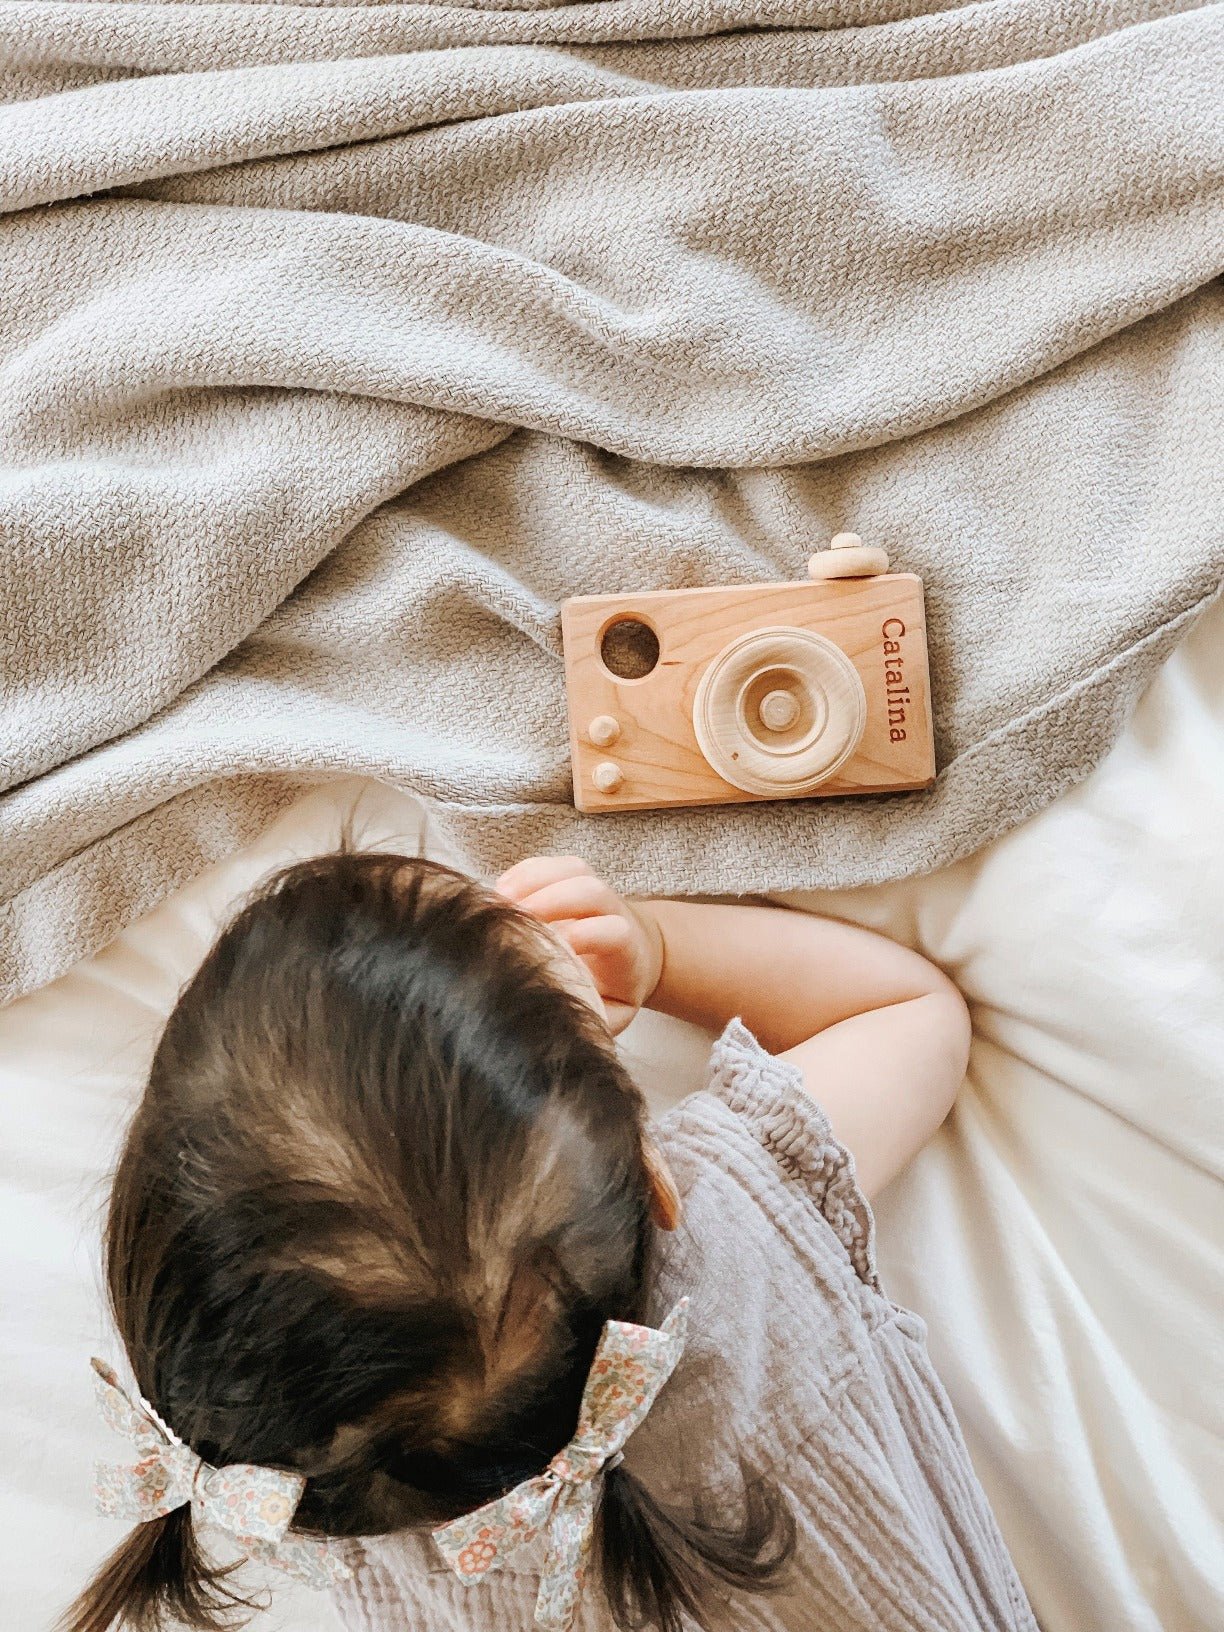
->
[692,628,866,795]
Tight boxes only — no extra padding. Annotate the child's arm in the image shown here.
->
[634,897,970,1198]
[493,857,970,1199]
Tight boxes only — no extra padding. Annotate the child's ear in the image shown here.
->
[641,1136,682,1231]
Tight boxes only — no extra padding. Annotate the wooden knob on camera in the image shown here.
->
[808,532,890,580]
[592,760,624,793]
[587,714,620,748]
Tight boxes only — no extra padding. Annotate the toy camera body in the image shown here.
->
[561,535,935,813]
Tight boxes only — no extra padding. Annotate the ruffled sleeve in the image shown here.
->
[702,1016,879,1290]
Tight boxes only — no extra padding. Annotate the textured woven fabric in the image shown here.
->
[2,0,1222,1004]
[334,1018,1038,1631]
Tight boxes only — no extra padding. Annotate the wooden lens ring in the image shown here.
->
[692,627,866,796]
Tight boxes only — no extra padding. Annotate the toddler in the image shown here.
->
[65,842,1036,1632]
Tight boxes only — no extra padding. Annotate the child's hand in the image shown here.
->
[492,856,663,1035]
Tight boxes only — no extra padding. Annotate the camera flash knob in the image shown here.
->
[587,714,620,748]
[592,760,624,793]
[759,690,800,732]
[809,532,890,579]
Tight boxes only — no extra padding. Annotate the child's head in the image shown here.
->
[67,846,791,1632]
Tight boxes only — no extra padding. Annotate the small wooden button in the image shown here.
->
[587,714,620,748]
[592,760,624,793]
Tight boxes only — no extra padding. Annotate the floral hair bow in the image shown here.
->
[433,1298,688,1631]
[90,1358,352,1589]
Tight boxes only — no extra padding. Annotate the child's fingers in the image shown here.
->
[494,855,593,902]
[513,875,621,925]
[562,915,634,957]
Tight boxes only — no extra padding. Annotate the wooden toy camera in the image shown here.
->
[561,534,935,813]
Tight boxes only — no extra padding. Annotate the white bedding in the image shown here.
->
[2,594,1220,1632]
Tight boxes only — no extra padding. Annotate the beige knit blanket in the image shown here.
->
[1,1,1221,1005]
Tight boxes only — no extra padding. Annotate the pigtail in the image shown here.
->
[595,1460,796,1632]
[58,1508,254,1632]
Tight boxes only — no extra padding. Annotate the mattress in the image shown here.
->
[2,593,1220,1632]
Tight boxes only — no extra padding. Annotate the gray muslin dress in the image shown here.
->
[334,1017,1038,1631]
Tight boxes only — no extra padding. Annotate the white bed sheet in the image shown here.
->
[2,595,1220,1632]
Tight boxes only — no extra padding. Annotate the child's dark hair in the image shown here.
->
[63,840,794,1632]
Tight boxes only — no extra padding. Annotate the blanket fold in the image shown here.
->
[1,0,1222,1004]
